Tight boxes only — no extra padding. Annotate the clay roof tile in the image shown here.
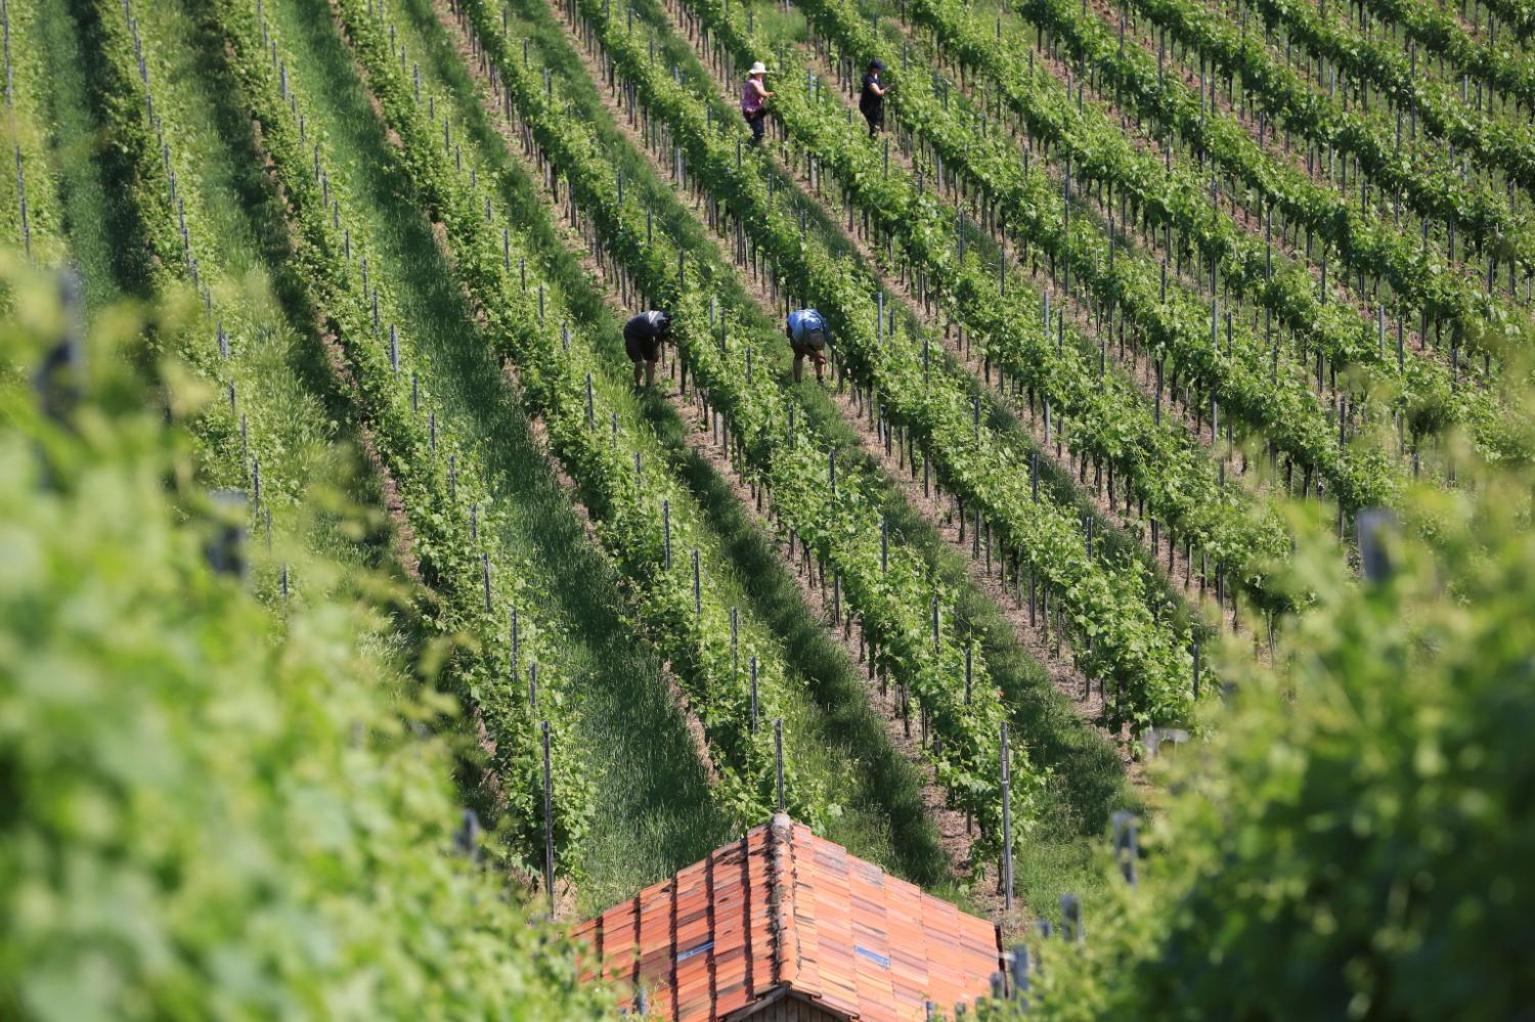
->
[572,817,1002,1021]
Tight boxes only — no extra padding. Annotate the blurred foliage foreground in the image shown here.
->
[3,249,1535,1021]
[0,263,613,1020]
[971,369,1535,1011]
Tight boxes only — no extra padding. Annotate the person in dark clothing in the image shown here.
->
[785,308,830,383]
[624,310,673,388]
[859,59,890,139]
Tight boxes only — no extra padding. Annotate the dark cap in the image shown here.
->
[869,58,885,71]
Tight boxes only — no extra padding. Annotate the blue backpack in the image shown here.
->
[790,310,827,349]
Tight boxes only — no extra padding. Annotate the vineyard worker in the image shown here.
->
[786,308,830,383]
[859,59,890,139]
[624,309,673,389]
[742,61,773,147]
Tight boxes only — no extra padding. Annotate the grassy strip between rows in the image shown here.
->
[470,0,1126,903]
[452,0,1060,873]
[34,0,120,313]
[0,0,69,269]
[562,0,1210,731]
[312,0,962,883]
[382,0,967,891]
[237,0,738,907]
[193,0,600,877]
[683,0,1300,621]
[278,0,950,869]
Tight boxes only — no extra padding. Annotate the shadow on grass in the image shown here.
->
[200,0,735,907]
[480,0,1133,914]
[398,0,957,890]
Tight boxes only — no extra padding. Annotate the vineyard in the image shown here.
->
[2,0,1532,1015]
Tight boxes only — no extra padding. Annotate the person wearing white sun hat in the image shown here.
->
[741,60,773,147]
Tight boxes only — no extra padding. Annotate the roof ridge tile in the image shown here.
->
[767,812,798,990]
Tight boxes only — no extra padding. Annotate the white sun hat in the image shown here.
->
[748,61,768,75]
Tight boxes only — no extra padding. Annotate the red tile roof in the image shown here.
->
[571,815,1005,1021]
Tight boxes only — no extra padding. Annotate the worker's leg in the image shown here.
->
[645,358,657,387]
[813,351,827,382]
[792,351,804,382]
[632,358,642,388]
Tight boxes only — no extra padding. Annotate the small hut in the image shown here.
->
[572,815,1005,1021]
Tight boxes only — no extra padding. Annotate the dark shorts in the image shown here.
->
[861,103,884,129]
[746,111,766,142]
[625,331,661,363]
[790,341,826,362]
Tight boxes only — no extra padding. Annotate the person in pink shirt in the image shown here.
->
[741,61,773,147]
